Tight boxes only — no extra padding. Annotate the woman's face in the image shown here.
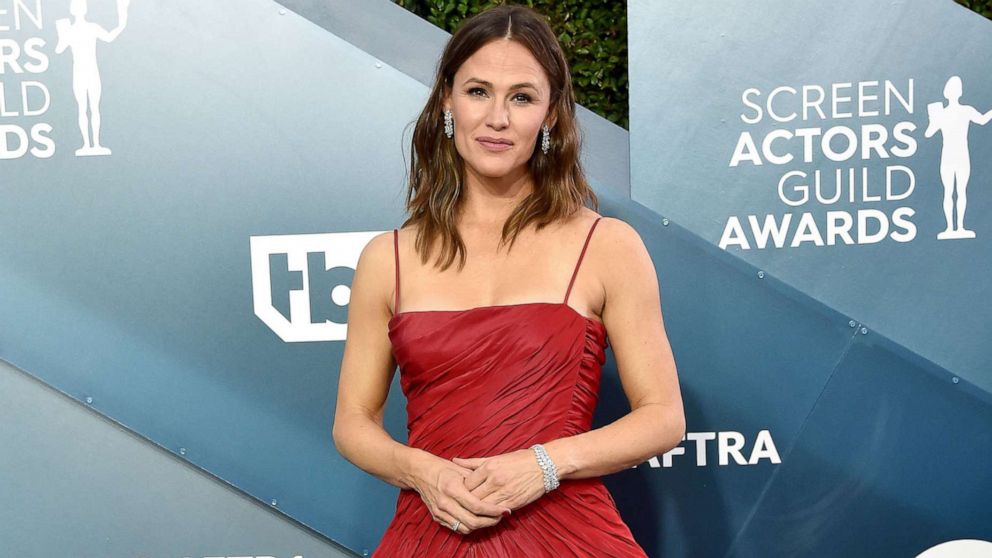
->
[445,39,553,181]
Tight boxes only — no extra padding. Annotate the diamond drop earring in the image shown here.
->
[443,110,454,138]
[541,124,551,154]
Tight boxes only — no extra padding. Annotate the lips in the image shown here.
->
[477,137,514,151]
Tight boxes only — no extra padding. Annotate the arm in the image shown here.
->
[332,231,422,490]
[97,22,126,42]
[332,231,510,533]
[544,217,685,479]
[54,19,69,54]
[973,107,992,126]
[925,102,942,138]
[97,0,129,42]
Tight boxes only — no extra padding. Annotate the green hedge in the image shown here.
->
[956,0,992,19]
[393,1,992,132]
[393,0,628,129]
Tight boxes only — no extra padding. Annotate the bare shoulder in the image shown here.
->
[359,229,396,271]
[588,216,656,294]
[354,229,398,315]
[567,208,605,235]
[591,215,646,257]
[568,209,638,241]
[560,211,650,315]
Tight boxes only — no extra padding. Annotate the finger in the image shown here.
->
[452,457,485,468]
[436,498,499,534]
[450,464,475,477]
[450,481,511,518]
[468,478,500,502]
[433,507,472,535]
[462,468,487,491]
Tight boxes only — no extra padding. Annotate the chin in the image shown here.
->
[465,159,514,177]
[477,166,519,178]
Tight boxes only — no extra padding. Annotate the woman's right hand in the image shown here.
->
[408,449,512,535]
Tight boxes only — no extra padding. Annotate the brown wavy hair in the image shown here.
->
[400,3,598,272]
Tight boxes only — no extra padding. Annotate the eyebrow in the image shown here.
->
[463,77,539,91]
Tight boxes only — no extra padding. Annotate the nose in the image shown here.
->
[486,100,510,130]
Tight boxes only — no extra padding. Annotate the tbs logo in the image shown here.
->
[249,232,380,342]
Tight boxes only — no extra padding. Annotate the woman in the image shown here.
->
[333,5,684,556]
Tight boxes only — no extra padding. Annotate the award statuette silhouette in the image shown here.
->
[55,0,130,157]
[925,76,992,240]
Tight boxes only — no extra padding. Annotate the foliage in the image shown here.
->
[956,0,992,19]
[392,0,628,130]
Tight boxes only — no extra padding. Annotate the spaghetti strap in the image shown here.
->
[392,229,401,314]
[563,217,603,304]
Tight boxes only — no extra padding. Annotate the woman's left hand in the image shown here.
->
[452,448,548,512]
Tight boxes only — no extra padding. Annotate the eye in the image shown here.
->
[513,93,532,103]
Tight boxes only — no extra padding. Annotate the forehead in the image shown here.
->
[455,39,548,90]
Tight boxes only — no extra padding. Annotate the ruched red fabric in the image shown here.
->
[374,218,648,557]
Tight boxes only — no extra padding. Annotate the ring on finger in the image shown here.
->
[450,519,461,531]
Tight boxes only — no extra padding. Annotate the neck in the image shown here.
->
[458,166,535,229]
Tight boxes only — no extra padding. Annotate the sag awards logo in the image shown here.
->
[0,0,129,159]
[250,231,380,343]
[720,77,992,250]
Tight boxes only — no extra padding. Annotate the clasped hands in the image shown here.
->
[412,447,550,536]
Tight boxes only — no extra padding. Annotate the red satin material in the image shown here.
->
[373,219,648,557]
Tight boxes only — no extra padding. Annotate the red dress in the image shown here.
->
[375,217,648,557]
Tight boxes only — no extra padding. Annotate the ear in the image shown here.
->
[442,83,454,113]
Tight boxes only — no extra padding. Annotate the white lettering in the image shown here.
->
[638,430,781,468]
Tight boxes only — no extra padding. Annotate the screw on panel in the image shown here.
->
[952,377,959,384]
[375,61,383,69]
[860,327,868,335]
[662,218,669,226]
[179,447,187,456]
[279,8,286,15]
[848,320,857,328]
[270,498,278,507]
[85,396,93,404]
[363,550,370,557]
[757,270,765,278]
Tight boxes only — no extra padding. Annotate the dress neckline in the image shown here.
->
[389,301,605,330]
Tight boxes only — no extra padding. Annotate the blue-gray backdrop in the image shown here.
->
[1,0,989,557]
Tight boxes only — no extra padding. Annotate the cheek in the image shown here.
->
[525,117,547,138]
[452,101,483,121]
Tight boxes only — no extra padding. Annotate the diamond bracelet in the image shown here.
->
[530,443,560,492]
